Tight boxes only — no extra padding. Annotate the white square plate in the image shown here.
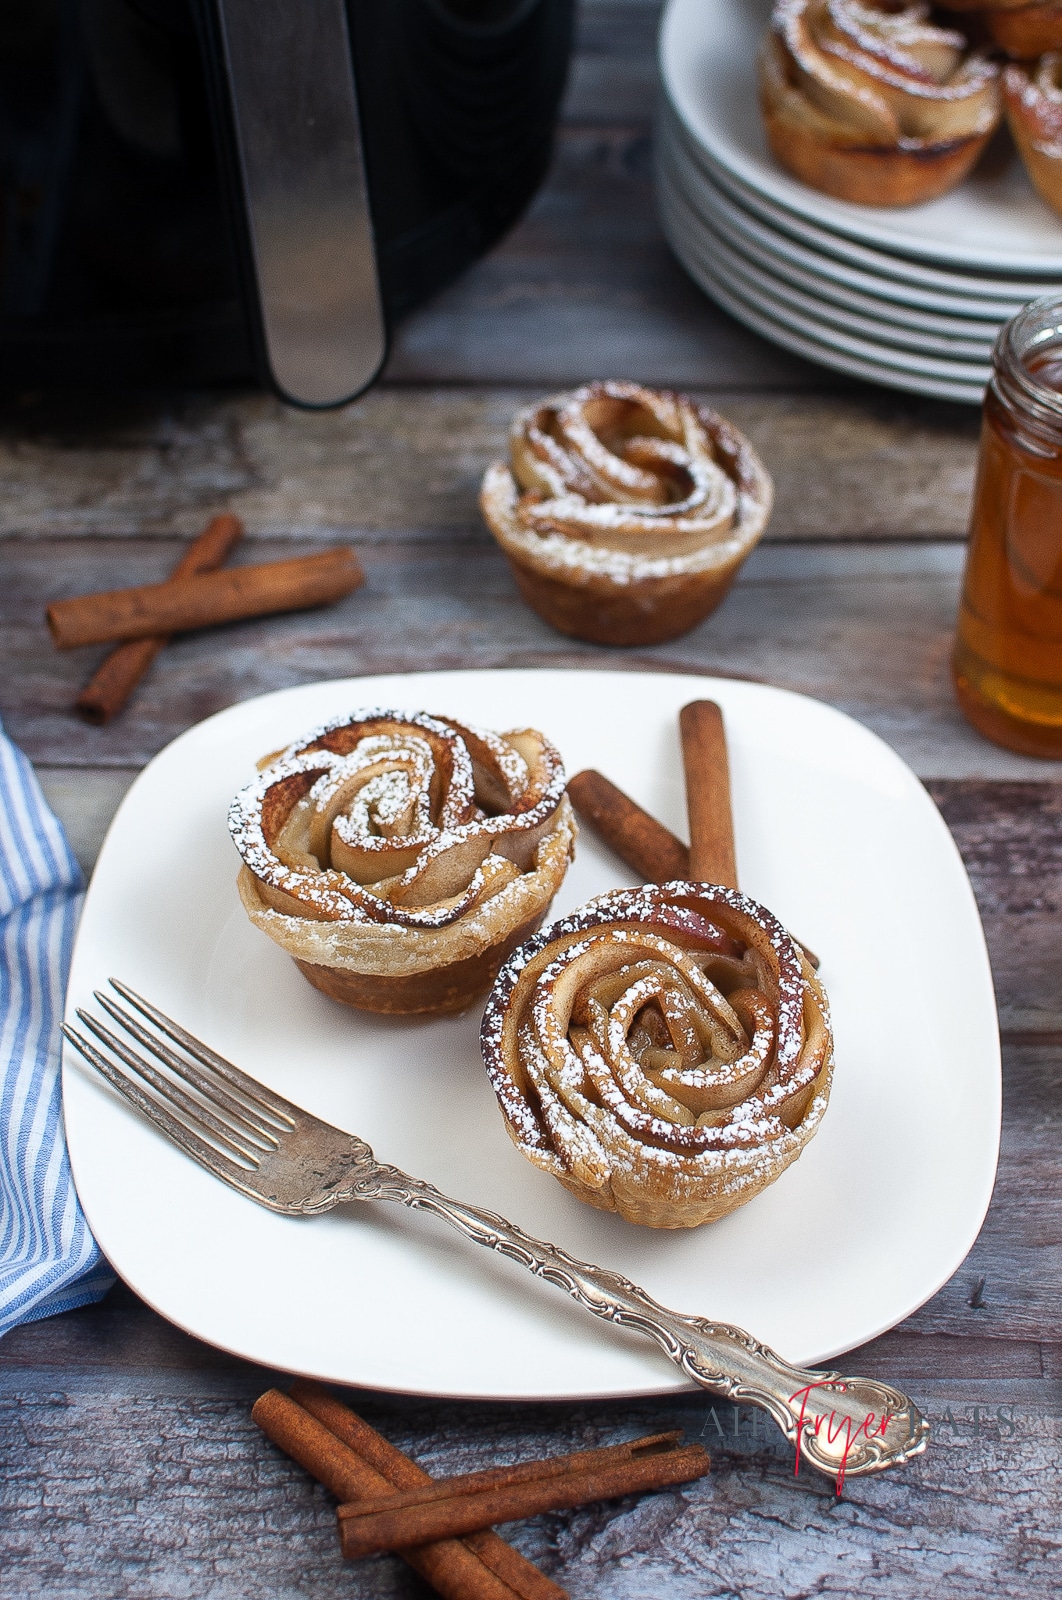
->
[62,670,1000,1399]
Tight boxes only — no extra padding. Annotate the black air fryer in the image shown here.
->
[0,0,573,406]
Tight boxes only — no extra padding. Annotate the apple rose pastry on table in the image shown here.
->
[758,0,1001,206]
[228,710,575,1016]
[479,381,773,647]
[481,883,833,1229]
[1005,57,1062,218]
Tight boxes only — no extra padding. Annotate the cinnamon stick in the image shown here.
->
[337,1437,710,1559]
[569,759,821,970]
[290,1382,564,1599]
[341,1429,683,1512]
[567,769,688,884]
[679,700,820,968]
[679,700,739,889]
[75,514,244,724]
[255,1387,564,1600]
[47,546,363,649]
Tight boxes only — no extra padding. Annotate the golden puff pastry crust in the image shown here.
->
[1005,56,1062,219]
[481,882,833,1229]
[759,0,1000,207]
[229,710,575,1015]
[480,382,772,647]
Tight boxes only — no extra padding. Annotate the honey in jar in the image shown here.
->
[954,296,1062,758]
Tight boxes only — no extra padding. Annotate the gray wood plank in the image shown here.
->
[34,770,138,879]
[4,541,1055,783]
[384,126,830,389]
[1,1346,1058,1599]
[562,0,661,125]
[0,389,978,542]
[927,782,1062,1034]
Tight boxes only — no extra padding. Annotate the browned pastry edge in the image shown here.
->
[293,906,552,1015]
[481,882,833,1229]
[1004,59,1062,217]
[483,387,772,648]
[505,557,738,648]
[760,108,995,207]
[1011,137,1062,217]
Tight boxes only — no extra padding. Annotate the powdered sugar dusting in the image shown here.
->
[228,710,568,932]
[480,882,834,1226]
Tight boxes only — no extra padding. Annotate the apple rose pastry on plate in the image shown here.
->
[759,0,1001,206]
[479,381,773,647]
[229,710,575,1016]
[481,883,833,1229]
[1005,56,1062,219]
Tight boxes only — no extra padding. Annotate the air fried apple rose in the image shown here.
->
[229,710,575,1015]
[481,883,833,1229]
[1005,56,1062,219]
[758,0,1001,207]
[479,382,773,647]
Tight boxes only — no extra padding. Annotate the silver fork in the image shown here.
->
[64,980,928,1488]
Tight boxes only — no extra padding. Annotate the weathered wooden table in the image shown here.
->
[2,5,1059,1595]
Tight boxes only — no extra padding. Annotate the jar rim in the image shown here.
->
[995,293,1062,424]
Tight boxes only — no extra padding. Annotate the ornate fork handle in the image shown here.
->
[344,1162,928,1487]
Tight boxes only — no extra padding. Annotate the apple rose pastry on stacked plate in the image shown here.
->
[479,382,773,646]
[759,0,1001,206]
[481,883,833,1229]
[229,711,575,1015]
[1005,56,1062,218]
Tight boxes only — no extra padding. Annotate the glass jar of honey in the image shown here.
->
[954,295,1062,757]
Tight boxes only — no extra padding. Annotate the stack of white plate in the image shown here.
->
[658,0,1062,402]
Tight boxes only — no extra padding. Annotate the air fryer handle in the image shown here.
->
[201,0,386,408]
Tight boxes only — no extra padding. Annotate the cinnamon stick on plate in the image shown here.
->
[75,513,244,724]
[679,698,820,968]
[253,1386,564,1600]
[47,546,363,650]
[678,699,739,889]
[567,768,689,884]
[337,1433,710,1559]
[568,716,820,969]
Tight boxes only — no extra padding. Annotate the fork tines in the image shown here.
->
[62,980,295,1179]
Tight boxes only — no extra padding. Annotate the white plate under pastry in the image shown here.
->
[659,170,997,361]
[62,670,1001,1400]
[658,183,992,402]
[674,172,1004,342]
[663,113,1058,309]
[658,116,1030,324]
[661,0,1062,274]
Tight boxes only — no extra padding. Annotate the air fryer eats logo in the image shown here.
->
[701,1393,1022,1490]
[698,1384,894,1493]
[789,1381,895,1493]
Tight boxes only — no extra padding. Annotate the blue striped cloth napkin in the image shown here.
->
[0,718,114,1337]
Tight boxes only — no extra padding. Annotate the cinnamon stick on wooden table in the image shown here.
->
[253,1385,565,1600]
[336,1432,710,1559]
[47,546,363,650]
[75,513,244,724]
